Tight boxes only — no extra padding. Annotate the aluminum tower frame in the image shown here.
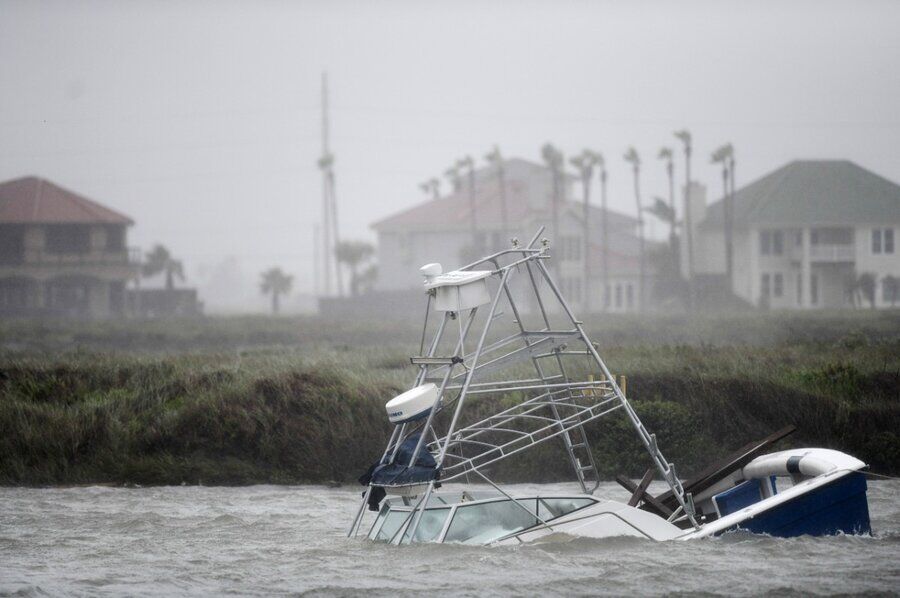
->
[348,230,698,541]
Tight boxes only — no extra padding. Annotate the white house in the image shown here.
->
[689,160,900,309]
[372,158,654,313]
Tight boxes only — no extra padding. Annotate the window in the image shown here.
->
[604,284,611,308]
[760,230,783,256]
[760,231,771,255]
[761,273,771,298]
[537,497,594,520]
[626,284,634,309]
[403,508,450,543]
[773,273,783,297]
[773,231,784,255]
[106,226,125,251]
[814,228,853,245]
[373,509,408,542]
[46,225,90,254]
[0,227,24,264]
[796,273,802,305]
[444,500,538,545]
[615,284,623,308]
[873,228,894,255]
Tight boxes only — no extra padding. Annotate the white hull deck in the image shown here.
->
[366,448,871,545]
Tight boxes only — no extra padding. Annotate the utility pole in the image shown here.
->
[318,72,343,297]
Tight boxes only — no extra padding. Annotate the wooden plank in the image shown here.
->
[653,425,797,510]
[616,475,672,517]
[628,468,655,507]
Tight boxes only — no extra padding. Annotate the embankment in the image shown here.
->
[1,352,897,485]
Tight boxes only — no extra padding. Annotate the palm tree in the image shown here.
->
[540,143,564,252]
[335,240,375,297]
[647,196,683,304]
[457,156,478,249]
[657,148,676,247]
[260,267,292,314]
[357,264,379,295]
[419,178,440,200]
[883,275,899,307]
[624,148,645,312]
[570,150,599,313]
[141,244,184,291]
[647,196,676,228]
[711,143,735,287]
[444,164,462,194]
[595,153,609,310]
[485,146,509,245]
[674,129,694,310]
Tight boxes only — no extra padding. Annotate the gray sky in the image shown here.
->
[2,0,899,305]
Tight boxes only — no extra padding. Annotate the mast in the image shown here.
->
[348,231,700,540]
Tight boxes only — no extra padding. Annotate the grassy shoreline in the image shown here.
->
[1,312,898,485]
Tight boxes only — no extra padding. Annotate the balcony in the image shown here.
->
[791,244,855,263]
[0,247,141,273]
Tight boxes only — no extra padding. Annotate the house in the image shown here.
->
[0,176,139,318]
[371,158,655,313]
[688,160,900,309]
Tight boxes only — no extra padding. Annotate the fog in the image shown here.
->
[1,0,899,313]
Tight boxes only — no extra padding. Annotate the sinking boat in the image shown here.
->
[349,230,871,545]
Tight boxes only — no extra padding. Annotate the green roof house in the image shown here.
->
[689,160,900,309]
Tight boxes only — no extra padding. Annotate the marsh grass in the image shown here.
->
[1,311,898,485]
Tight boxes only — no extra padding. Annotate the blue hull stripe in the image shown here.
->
[722,472,871,537]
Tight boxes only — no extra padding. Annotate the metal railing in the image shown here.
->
[791,244,855,262]
[10,247,141,267]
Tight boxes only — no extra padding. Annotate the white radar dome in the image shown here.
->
[385,383,440,424]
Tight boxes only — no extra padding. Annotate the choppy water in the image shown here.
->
[1,481,898,597]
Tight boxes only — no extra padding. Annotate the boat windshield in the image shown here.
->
[443,499,539,544]
[368,495,596,545]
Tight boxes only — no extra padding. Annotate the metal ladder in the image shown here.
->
[545,374,603,495]
[557,410,601,494]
